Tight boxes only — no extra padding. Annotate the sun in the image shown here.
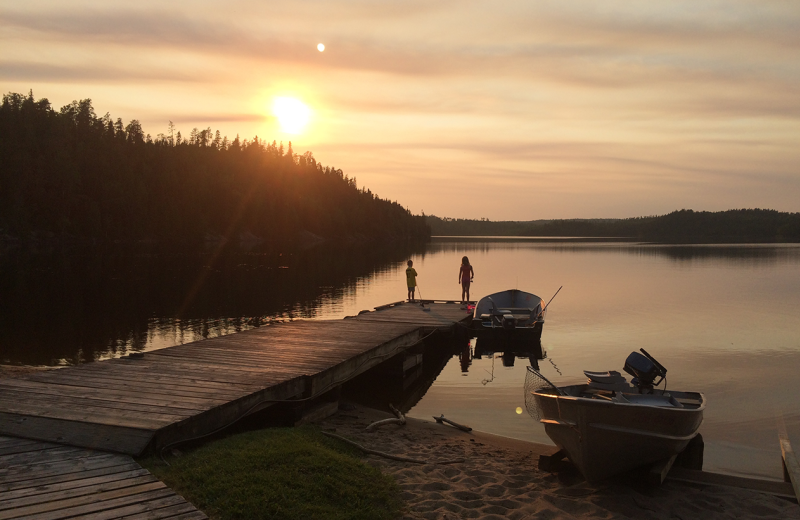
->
[272,97,311,134]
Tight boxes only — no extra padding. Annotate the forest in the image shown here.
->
[0,91,430,244]
[428,209,800,243]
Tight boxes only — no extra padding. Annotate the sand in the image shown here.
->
[318,405,800,520]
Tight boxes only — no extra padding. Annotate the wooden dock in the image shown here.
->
[0,302,471,456]
[0,436,206,519]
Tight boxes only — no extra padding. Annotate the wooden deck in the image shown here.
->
[0,436,206,519]
[0,302,472,457]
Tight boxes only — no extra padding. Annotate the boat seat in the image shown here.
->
[584,370,626,384]
[480,311,511,319]
[584,370,632,391]
[619,393,684,408]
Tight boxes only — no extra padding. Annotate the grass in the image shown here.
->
[139,425,404,520]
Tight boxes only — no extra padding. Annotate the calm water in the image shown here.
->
[2,238,799,479]
[403,239,800,480]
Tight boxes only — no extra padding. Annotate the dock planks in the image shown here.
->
[0,436,206,519]
[360,300,472,327]
[0,302,471,456]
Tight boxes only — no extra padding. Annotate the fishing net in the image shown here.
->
[524,366,557,421]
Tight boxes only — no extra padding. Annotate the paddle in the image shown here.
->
[535,285,563,320]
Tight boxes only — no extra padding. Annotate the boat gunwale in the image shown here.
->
[533,386,706,413]
[476,321,543,329]
[588,421,702,441]
[473,289,546,322]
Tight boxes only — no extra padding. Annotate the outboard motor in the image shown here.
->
[623,348,667,392]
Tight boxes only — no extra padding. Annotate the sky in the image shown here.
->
[2,0,799,220]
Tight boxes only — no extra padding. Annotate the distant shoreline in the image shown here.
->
[431,236,800,245]
[432,235,635,241]
[427,209,800,244]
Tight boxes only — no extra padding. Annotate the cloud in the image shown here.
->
[0,60,199,83]
[168,113,267,124]
[3,3,798,91]
[2,0,799,219]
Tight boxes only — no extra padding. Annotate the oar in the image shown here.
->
[535,286,562,320]
[433,414,472,432]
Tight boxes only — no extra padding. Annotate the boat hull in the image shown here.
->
[472,289,546,337]
[534,385,704,481]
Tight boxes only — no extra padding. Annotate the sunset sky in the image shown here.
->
[2,0,798,220]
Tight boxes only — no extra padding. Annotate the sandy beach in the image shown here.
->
[319,405,800,520]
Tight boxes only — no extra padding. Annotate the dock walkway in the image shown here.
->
[0,302,471,456]
[0,436,206,519]
[0,301,471,519]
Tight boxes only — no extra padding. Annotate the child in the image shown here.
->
[458,256,474,303]
[406,260,418,301]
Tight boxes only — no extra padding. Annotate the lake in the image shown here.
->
[2,238,799,479]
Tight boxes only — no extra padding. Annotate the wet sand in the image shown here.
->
[319,405,800,520]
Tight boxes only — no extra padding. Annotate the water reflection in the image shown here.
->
[470,335,544,370]
[345,333,546,413]
[3,237,800,480]
[456,335,545,383]
[5,239,797,367]
[429,238,800,265]
[0,240,425,365]
[403,239,800,480]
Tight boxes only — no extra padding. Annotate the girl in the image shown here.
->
[458,256,474,303]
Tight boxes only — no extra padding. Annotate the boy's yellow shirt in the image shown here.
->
[405,267,417,287]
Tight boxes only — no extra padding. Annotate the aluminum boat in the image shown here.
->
[471,289,549,340]
[528,349,705,482]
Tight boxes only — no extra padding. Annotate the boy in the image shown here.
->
[406,260,417,301]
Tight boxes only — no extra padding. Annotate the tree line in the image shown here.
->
[428,209,800,243]
[0,91,430,244]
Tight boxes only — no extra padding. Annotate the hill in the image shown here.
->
[0,91,429,244]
